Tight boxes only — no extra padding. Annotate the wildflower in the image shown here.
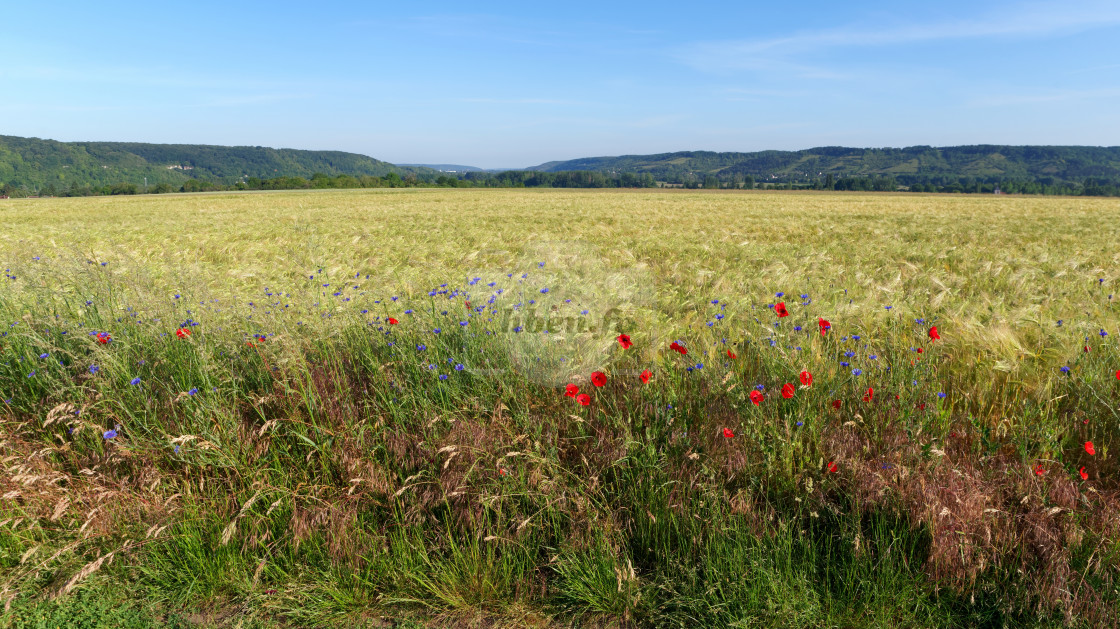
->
[1080,466,1089,481]
[774,302,789,318]
[1116,369,1120,380]
[800,370,812,386]
[188,387,198,396]
[818,317,831,335]
[928,326,940,341]
[591,371,607,387]
[916,347,923,354]
[782,383,795,398]
[827,461,838,473]
[439,374,448,380]
[130,377,141,385]
[455,363,464,371]
[1034,464,1045,476]
[851,368,862,376]
[96,332,111,344]
[776,292,784,298]
[1084,346,1090,353]
[669,341,687,355]
[749,390,763,405]
[885,305,892,310]
[1101,329,1109,337]
[1085,441,1096,455]
[723,428,734,438]
[617,333,632,349]
[176,328,191,339]
[103,429,117,439]
[726,350,736,359]
[565,383,579,397]
[89,364,100,374]
[937,392,947,398]
[639,369,651,383]
[39,353,48,359]
[831,400,841,409]
[576,393,590,406]
[1061,366,1071,373]
[863,387,874,402]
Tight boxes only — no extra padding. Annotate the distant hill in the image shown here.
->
[398,163,486,172]
[528,145,1120,188]
[0,135,434,192]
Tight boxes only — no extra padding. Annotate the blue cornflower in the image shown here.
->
[417,344,426,351]
[103,429,117,439]
[840,361,849,367]
[852,335,861,340]
[427,364,436,370]
[89,365,99,374]
[433,328,441,334]
[795,421,803,427]
[174,445,180,454]
[514,326,523,333]
[455,363,464,371]
[885,305,892,310]
[459,321,468,326]
[711,299,719,304]
[852,368,862,376]
[1100,329,1109,337]
[869,355,878,360]
[27,371,35,377]
[845,351,856,358]
[39,353,48,359]
[937,392,947,398]
[755,384,765,391]
[776,292,784,297]
[1060,366,1071,373]
[439,374,448,380]
[540,288,549,294]
[793,325,801,331]
[188,387,198,395]
[696,363,703,370]
[130,377,141,385]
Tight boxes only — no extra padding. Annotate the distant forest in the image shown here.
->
[2,136,1119,197]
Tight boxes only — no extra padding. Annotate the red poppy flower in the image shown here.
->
[1085,441,1096,456]
[576,393,590,406]
[1116,369,1120,380]
[723,428,734,438]
[591,371,607,387]
[96,332,111,344]
[670,341,688,355]
[498,467,508,476]
[387,317,399,325]
[1084,346,1091,352]
[818,317,831,335]
[862,387,874,403]
[916,347,923,354]
[831,400,841,410]
[782,383,795,398]
[617,333,633,349]
[639,369,651,384]
[464,300,471,310]
[726,350,737,359]
[1079,466,1089,481]
[919,403,926,411]
[1034,463,1045,476]
[774,302,789,318]
[799,370,812,386]
[176,328,191,338]
[827,461,838,473]
[928,326,940,341]
[565,383,579,397]
[749,390,763,405]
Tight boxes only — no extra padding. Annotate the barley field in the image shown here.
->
[1,189,1119,628]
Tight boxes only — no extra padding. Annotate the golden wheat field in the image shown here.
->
[4,188,1119,405]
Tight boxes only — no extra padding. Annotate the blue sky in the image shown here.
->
[2,0,1119,168]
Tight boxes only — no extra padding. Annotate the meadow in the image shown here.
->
[1,188,1119,628]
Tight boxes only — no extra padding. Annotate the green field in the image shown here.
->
[2,189,1119,627]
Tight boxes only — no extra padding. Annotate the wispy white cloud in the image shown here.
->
[675,1,1120,74]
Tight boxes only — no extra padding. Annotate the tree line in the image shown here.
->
[3,171,1119,198]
